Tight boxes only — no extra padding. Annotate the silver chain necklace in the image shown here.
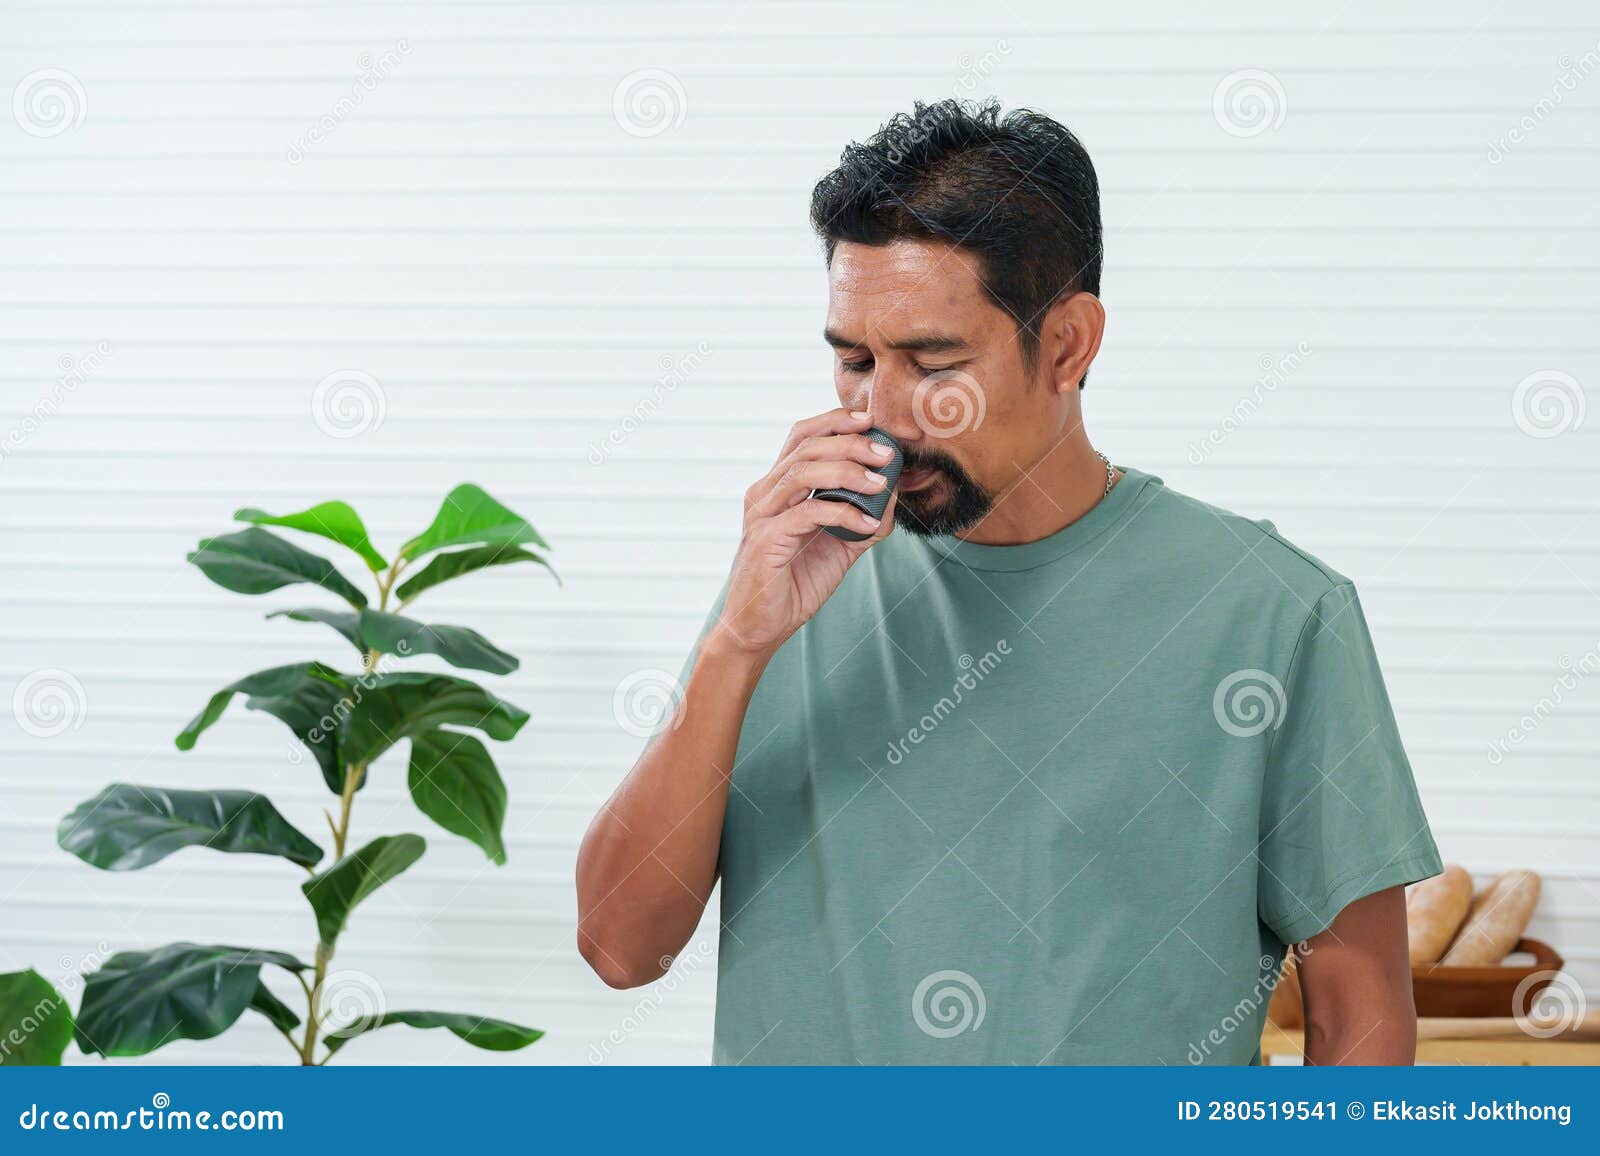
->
[1094,451,1115,496]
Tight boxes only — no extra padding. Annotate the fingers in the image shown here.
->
[770,497,883,542]
[750,457,891,519]
[747,431,894,518]
[776,407,873,459]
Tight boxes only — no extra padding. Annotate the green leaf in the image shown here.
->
[339,673,528,769]
[175,662,352,794]
[58,784,323,871]
[235,500,388,571]
[270,608,518,675]
[0,970,74,1066]
[248,981,301,1035]
[395,544,559,605]
[324,1010,542,1056]
[74,943,307,1058]
[409,731,507,865]
[301,834,426,949]
[187,526,368,608]
[399,484,550,561]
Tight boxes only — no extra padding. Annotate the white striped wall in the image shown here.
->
[1,0,1597,1063]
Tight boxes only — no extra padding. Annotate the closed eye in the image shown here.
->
[839,358,873,374]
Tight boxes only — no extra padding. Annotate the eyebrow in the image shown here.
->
[823,328,971,354]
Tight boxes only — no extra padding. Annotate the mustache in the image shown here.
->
[897,447,968,480]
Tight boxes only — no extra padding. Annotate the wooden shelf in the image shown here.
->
[1262,1019,1600,1066]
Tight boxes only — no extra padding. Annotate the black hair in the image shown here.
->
[809,98,1102,385]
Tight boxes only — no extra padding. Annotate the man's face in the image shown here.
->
[824,239,1070,536]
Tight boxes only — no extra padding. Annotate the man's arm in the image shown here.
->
[575,408,895,988]
[1294,883,1417,1064]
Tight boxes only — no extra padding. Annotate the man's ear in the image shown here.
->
[1041,291,1106,393]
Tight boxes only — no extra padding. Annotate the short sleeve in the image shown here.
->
[1257,582,1443,944]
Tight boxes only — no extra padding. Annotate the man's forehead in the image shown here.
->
[826,239,988,338]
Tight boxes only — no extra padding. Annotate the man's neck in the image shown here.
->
[955,437,1118,548]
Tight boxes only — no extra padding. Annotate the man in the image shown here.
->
[577,99,1440,1064]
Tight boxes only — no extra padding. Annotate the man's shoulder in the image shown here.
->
[1136,472,1352,607]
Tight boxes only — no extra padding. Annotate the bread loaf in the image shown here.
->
[1405,864,1473,964]
[1440,869,1542,966]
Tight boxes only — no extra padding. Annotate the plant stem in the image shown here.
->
[296,558,397,1066]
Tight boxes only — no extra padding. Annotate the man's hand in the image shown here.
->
[715,408,897,656]
[1296,884,1417,1064]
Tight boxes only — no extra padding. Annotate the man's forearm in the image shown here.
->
[576,630,771,988]
[1303,999,1417,1065]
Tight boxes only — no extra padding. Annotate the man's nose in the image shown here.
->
[864,374,927,450]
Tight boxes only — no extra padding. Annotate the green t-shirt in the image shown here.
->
[699,467,1441,1064]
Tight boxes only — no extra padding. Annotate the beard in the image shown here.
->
[893,447,994,537]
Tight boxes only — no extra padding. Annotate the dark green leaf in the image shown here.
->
[74,943,307,1058]
[399,484,550,561]
[408,731,507,864]
[324,1009,542,1055]
[396,544,559,605]
[188,526,367,607]
[175,662,353,794]
[339,673,528,769]
[0,970,74,1066]
[301,834,426,949]
[58,784,323,871]
[235,500,388,571]
[248,981,301,1035]
[270,608,518,675]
